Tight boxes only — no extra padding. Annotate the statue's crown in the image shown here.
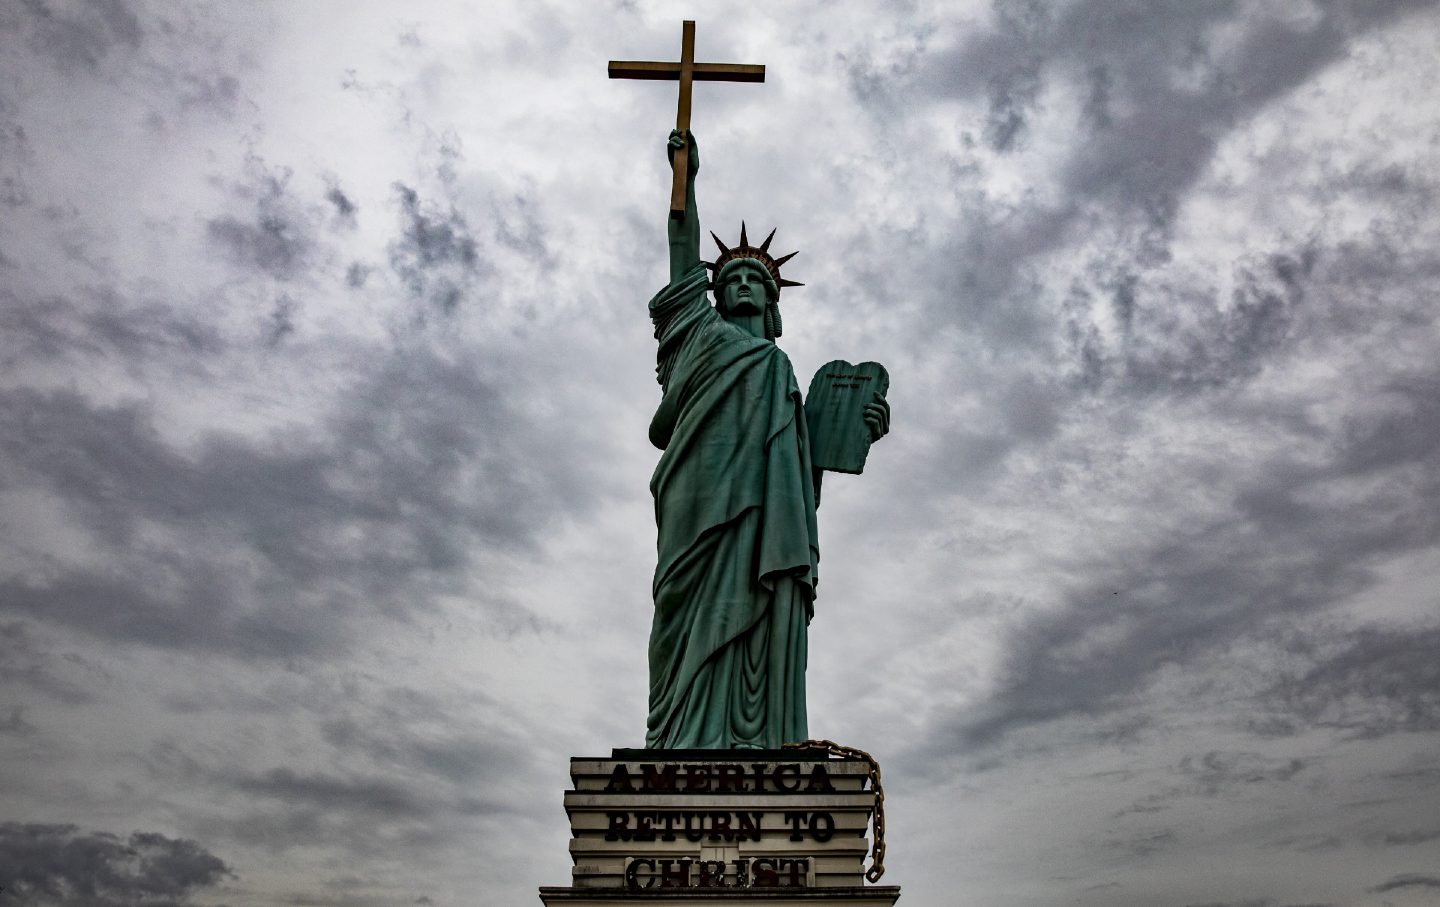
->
[705,222,804,295]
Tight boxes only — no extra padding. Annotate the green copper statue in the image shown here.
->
[645,130,890,749]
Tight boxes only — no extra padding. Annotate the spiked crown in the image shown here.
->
[705,222,803,296]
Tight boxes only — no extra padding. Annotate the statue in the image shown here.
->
[609,21,889,749]
[642,129,890,749]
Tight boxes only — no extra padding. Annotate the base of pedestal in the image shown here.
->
[538,885,901,906]
[538,748,899,904]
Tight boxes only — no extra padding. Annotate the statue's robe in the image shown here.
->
[645,263,819,749]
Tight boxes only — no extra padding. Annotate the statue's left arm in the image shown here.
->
[864,394,891,443]
[813,393,890,506]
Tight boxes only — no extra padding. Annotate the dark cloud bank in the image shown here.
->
[0,822,229,907]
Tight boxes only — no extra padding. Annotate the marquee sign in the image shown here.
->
[538,748,900,904]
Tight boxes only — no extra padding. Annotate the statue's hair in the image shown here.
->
[764,299,783,340]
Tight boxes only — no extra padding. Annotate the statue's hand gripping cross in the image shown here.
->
[609,20,765,218]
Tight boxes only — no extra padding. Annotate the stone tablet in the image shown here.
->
[805,360,889,474]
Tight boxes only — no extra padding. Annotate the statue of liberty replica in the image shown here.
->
[538,26,900,900]
[643,124,890,749]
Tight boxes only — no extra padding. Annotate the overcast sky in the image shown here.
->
[3,1,1440,905]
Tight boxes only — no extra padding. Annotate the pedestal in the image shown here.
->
[539,748,900,905]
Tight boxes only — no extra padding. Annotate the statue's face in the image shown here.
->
[718,261,773,317]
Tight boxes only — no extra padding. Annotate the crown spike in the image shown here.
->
[709,225,803,296]
[703,260,717,271]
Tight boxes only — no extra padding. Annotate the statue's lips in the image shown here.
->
[728,294,763,314]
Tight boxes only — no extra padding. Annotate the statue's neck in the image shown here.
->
[721,310,767,340]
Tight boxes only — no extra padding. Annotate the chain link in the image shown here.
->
[783,738,885,883]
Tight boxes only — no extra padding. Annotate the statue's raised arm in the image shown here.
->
[666,129,701,283]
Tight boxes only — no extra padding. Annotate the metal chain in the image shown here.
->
[783,738,886,883]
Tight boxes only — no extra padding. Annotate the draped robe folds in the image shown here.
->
[645,263,819,750]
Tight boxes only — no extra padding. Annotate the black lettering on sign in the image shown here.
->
[641,763,678,791]
[736,810,761,842]
[784,811,806,842]
[605,812,629,841]
[612,810,767,843]
[683,811,705,843]
[614,761,836,792]
[781,858,809,887]
[716,763,745,791]
[658,859,691,888]
[708,811,732,841]
[625,858,655,889]
[684,764,711,791]
[632,812,656,842]
[732,857,750,888]
[752,858,779,887]
[605,763,634,792]
[781,810,835,841]
[772,763,800,791]
[750,763,769,791]
[806,764,835,792]
[697,859,727,888]
[625,855,809,890]
[811,811,835,842]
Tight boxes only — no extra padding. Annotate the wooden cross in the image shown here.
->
[609,20,765,218]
